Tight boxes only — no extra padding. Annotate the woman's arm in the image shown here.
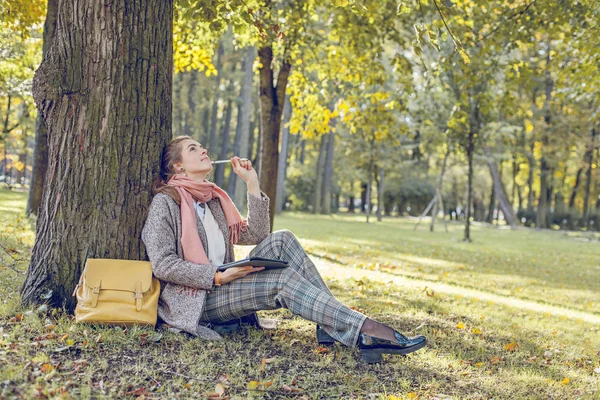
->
[142,195,218,290]
[230,157,271,246]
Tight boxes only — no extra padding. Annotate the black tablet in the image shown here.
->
[217,257,289,272]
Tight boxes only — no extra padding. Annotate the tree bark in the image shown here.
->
[464,109,477,242]
[275,96,292,213]
[485,147,518,228]
[27,0,58,216]
[229,46,255,207]
[257,45,291,230]
[348,194,355,213]
[321,126,336,214]
[21,0,173,309]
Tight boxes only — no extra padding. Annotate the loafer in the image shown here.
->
[316,325,336,346]
[358,331,426,363]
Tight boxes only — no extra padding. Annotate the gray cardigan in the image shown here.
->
[141,191,271,339]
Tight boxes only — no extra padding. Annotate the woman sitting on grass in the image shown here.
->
[141,135,426,362]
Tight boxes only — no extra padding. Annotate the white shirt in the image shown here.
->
[193,201,226,267]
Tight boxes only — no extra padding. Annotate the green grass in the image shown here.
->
[1,187,599,399]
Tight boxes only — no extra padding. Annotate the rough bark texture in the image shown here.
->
[21,0,173,309]
[27,0,58,216]
[275,96,292,214]
[257,45,291,229]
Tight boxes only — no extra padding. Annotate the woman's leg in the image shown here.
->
[200,266,367,346]
[247,230,334,297]
[247,230,422,344]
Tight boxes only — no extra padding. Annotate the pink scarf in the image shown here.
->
[167,174,247,265]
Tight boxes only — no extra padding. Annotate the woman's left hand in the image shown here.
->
[231,156,258,184]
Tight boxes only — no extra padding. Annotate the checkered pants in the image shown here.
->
[199,230,367,347]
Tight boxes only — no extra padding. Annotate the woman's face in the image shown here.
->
[172,139,212,178]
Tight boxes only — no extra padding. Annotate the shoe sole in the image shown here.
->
[360,339,427,363]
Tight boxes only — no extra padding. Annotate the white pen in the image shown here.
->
[210,158,250,165]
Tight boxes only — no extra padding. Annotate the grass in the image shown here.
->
[1,187,599,399]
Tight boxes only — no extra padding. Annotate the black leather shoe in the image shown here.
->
[358,331,426,363]
[316,325,336,345]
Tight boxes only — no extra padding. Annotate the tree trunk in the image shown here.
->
[27,0,58,216]
[365,153,374,223]
[21,0,173,309]
[431,148,450,232]
[313,134,328,214]
[583,128,597,226]
[321,126,336,214]
[185,70,198,138]
[214,94,234,187]
[376,165,385,222]
[257,45,291,230]
[486,179,495,224]
[348,194,355,213]
[229,46,255,207]
[464,121,476,242]
[569,166,584,209]
[536,50,553,229]
[275,96,292,213]
[485,147,518,228]
[215,66,238,188]
[299,138,306,164]
[208,42,224,153]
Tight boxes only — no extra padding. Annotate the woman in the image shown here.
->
[141,136,426,363]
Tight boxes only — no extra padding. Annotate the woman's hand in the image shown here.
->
[230,156,260,196]
[219,266,264,285]
[231,156,258,184]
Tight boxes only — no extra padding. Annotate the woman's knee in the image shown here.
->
[272,229,297,245]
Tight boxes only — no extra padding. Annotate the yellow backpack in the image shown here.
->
[74,259,160,326]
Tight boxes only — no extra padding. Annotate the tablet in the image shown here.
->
[217,257,289,272]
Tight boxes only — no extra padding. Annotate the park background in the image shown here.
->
[1,0,599,398]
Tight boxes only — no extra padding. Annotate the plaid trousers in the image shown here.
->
[199,229,367,347]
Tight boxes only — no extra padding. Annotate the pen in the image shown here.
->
[210,158,250,165]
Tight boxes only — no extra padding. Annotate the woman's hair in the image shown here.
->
[151,135,192,205]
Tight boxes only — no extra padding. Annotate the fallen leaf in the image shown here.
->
[471,328,482,335]
[247,381,260,391]
[456,323,465,329]
[475,362,483,368]
[503,342,519,352]
[561,377,570,385]
[314,346,329,355]
[40,363,54,373]
[215,383,226,396]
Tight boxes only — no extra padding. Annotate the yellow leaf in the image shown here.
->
[471,328,482,335]
[247,381,260,391]
[503,342,519,352]
[456,323,465,329]
[66,339,75,346]
[475,362,483,368]
[561,377,570,385]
